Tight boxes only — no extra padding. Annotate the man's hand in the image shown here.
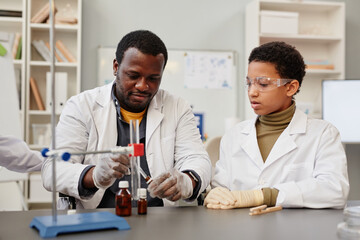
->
[148,169,193,201]
[92,154,130,189]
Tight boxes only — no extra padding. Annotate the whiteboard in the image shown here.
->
[161,50,237,138]
[97,47,116,86]
[97,48,238,138]
[322,80,360,143]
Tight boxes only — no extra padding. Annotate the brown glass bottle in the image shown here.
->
[137,188,147,215]
[116,181,132,217]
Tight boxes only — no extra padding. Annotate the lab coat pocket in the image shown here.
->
[160,134,176,170]
[280,162,312,182]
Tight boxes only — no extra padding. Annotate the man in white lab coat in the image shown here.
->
[205,41,349,209]
[42,30,211,209]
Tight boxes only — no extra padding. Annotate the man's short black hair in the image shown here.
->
[116,30,168,68]
[248,41,306,88]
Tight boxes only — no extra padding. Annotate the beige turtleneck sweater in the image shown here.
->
[256,102,296,162]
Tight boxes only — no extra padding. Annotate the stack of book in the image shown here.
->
[31,3,57,23]
[32,39,76,62]
[305,59,335,70]
[31,2,77,25]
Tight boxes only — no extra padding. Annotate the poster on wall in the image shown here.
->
[184,51,233,89]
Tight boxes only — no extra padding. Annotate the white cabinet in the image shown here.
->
[26,0,82,149]
[0,0,27,138]
[245,0,345,119]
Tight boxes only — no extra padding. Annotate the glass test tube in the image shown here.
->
[129,119,141,200]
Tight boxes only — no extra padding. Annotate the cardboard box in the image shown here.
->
[260,10,299,35]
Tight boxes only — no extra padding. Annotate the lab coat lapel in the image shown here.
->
[264,108,307,167]
[264,129,297,167]
[93,84,118,150]
[146,93,164,145]
[240,118,264,170]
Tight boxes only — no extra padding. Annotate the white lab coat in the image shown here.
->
[212,109,349,209]
[0,135,43,172]
[42,82,211,209]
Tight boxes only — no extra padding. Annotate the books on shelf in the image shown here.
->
[14,68,22,109]
[55,16,78,25]
[56,40,76,62]
[32,40,50,61]
[53,44,68,62]
[32,39,74,62]
[31,2,58,23]
[11,33,22,60]
[45,16,78,25]
[15,36,22,60]
[45,42,63,62]
[31,2,78,25]
[29,77,45,111]
[46,72,68,114]
[305,59,335,70]
[0,10,22,18]
[306,64,335,70]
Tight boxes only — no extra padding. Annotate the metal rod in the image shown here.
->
[68,148,133,156]
[49,0,57,222]
[70,150,115,155]
[136,120,141,190]
[130,120,133,145]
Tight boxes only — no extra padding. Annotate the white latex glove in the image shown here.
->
[148,168,193,201]
[93,154,130,189]
[205,188,264,210]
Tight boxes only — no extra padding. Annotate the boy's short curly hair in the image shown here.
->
[248,41,306,89]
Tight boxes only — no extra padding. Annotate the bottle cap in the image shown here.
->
[118,181,129,188]
[137,188,147,199]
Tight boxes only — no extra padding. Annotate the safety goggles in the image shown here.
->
[245,76,294,92]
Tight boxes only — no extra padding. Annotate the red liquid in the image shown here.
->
[116,188,132,216]
[137,198,147,215]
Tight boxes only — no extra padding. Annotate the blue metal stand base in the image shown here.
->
[29,212,130,238]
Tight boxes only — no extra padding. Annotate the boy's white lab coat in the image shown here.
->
[212,109,349,208]
[42,83,211,209]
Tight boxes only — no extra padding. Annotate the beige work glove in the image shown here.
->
[205,188,264,210]
[204,187,237,207]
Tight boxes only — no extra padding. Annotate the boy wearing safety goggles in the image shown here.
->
[205,41,349,209]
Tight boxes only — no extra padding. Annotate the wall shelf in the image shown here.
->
[245,0,345,119]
